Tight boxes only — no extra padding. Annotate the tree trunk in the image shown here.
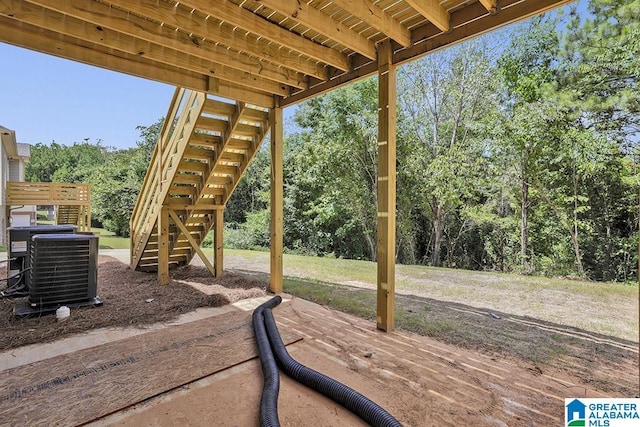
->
[521,177,529,272]
[365,232,376,262]
[572,171,584,276]
[432,205,444,267]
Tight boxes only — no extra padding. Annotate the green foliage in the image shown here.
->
[25,119,164,237]
[89,148,146,236]
[21,0,638,282]
[25,140,107,183]
[223,0,637,281]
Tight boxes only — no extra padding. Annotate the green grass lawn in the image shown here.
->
[89,227,130,249]
[212,248,639,342]
[35,214,130,250]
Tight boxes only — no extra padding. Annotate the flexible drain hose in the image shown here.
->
[263,307,402,427]
[252,296,283,427]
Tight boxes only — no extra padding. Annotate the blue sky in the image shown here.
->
[0,43,175,150]
[0,42,303,150]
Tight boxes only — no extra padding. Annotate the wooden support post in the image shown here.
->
[270,98,284,293]
[158,207,170,285]
[376,39,397,332]
[214,208,224,277]
[167,210,216,276]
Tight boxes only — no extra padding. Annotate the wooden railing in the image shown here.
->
[129,87,207,268]
[6,182,90,205]
[6,182,91,231]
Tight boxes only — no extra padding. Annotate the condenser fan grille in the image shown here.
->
[28,234,98,306]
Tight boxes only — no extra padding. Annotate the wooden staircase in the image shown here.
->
[56,205,79,226]
[130,88,270,275]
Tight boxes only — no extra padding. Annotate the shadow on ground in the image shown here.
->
[230,268,639,397]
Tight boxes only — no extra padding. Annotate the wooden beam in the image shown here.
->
[25,0,307,89]
[403,0,450,32]
[254,0,376,60]
[0,0,276,107]
[208,77,274,108]
[282,0,574,107]
[214,209,224,277]
[163,204,225,210]
[0,17,208,92]
[376,39,396,332]
[329,0,411,47]
[179,0,350,71]
[478,0,498,14]
[158,208,170,285]
[405,0,574,60]
[270,101,284,294]
[282,61,377,107]
[103,0,328,80]
[167,210,216,276]
[8,1,289,96]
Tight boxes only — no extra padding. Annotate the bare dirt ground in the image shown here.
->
[92,298,633,426]
[1,253,638,426]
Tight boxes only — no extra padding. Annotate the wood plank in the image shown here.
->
[103,0,328,80]
[179,0,350,71]
[227,139,253,151]
[232,123,261,138]
[184,147,215,161]
[178,160,208,174]
[214,209,224,277]
[270,102,284,293]
[208,176,234,186]
[9,0,288,96]
[478,0,498,13]
[329,0,411,47]
[239,108,270,123]
[168,187,197,197]
[219,152,246,164]
[403,0,450,32]
[0,18,208,93]
[203,99,237,118]
[254,0,376,59]
[190,133,222,148]
[0,308,300,426]
[376,39,396,332]
[168,210,215,276]
[24,0,308,89]
[158,208,170,285]
[208,77,275,108]
[212,164,238,176]
[196,117,228,134]
[201,187,226,197]
[173,174,204,185]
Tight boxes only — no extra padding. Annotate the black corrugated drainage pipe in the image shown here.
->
[263,307,403,427]
[252,296,283,427]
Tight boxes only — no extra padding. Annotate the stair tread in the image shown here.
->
[131,89,269,271]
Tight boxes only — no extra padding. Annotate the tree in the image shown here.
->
[559,0,640,279]
[25,140,107,184]
[398,40,499,267]
[498,15,561,272]
[286,79,379,259]
[90,120,162,236]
